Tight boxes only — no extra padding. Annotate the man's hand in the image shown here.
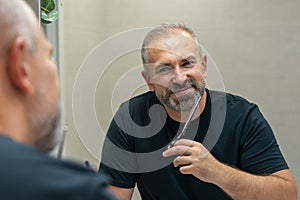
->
[163,139,221,183]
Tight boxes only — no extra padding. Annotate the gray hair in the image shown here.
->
[141,23,204,65]
[0,0,38,57]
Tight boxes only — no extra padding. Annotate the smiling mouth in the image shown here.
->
[172,86,195,97]
[164,79,199,99]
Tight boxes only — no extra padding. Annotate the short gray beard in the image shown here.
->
[34,110,60,152]
[167,92,198,112]
[30,100,60,153]
[156,79,205,112]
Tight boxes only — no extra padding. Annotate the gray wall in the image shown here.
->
[62,0,300,198]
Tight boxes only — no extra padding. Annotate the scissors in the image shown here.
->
[168,91,202,148]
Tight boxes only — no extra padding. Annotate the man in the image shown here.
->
[0,0,117,199]
[99,24,298,199]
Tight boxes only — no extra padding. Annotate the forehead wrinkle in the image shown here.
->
[148,35,199,59]
[148,46,198,65]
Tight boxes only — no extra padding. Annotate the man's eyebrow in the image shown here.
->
[183,56,197,62]
[155,62,172,68]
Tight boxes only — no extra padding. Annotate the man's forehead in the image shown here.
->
[148,48,196,61]
[147,33,197,56]
[149,31,194,47]
[147,44,199,63]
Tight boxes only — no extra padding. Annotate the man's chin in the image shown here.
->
[166,98,196,113]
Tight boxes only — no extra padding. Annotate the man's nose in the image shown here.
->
[171,67,187,84]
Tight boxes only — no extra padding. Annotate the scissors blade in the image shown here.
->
[169,92,202,148]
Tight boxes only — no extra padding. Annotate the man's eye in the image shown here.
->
[182,60,194,67]
[156,66,172,74]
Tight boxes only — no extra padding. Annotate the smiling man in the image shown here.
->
[99,24,298,200]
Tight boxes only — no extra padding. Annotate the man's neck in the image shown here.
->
[0,97,32,146]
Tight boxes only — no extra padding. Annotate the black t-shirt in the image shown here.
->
[0,135,117,200]
[100,89,288,200]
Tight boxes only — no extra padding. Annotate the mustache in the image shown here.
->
[161,79,199,100]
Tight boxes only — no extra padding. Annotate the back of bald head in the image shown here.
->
[0,0,39,58]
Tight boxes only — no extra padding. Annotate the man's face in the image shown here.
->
[27,25,60,152]
[143,31,207,112]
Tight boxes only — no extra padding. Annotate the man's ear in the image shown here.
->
[201,54,208,78]
[7,38,33,94]
[141,70,154,92]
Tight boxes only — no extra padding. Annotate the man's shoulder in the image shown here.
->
[209,89,254,107]
[208,89,260,120]
[0,134,39,158]
[0,135,110,190]
[0,136,115,199]
[119,91,157,109]
[0,135,92,175]
[129,91,156,102]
